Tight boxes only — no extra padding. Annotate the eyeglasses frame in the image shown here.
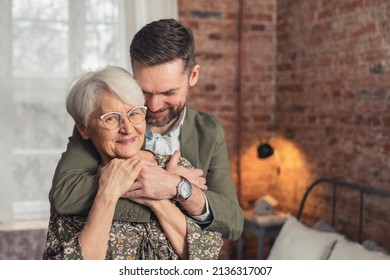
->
[98,105,147,130]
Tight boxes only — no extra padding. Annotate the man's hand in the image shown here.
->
[121,153,208,217]
[166,150,207,190]
[123,163,181,200]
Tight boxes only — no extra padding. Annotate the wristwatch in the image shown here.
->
[173,176,192,202]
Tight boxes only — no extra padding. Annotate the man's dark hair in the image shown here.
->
[130,18,196,74]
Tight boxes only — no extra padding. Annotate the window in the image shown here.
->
[9,0,126,78]
[0,0,177,223]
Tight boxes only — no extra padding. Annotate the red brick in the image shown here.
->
[351,23,377,37]
[339,0,364,14]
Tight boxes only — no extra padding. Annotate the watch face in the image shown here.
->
[178,179,192,200]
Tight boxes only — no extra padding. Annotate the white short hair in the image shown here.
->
[66,65,145,127]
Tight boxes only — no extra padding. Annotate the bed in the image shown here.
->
[267,178,390,260]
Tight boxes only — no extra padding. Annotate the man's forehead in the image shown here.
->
[133,66,188,94]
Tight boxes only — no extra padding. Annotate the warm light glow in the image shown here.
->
[238,135,315,212]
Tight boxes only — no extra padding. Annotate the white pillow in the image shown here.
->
[362,239,389,254]
[329,238,390,260]
[267,214,342,260]
[313,219,337,233]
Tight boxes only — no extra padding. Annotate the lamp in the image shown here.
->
[257,139,280,174]
[257,142,274,158]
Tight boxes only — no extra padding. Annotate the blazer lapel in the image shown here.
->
[180,107,199,168]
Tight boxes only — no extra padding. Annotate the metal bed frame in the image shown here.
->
[296,178,390,242]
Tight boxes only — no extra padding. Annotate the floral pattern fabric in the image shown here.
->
[43,154,224,260]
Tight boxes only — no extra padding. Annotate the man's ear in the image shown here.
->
[189,64,200,87]
[76,122,90,140]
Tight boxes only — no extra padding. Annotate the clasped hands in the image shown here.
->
[98,150,207,203]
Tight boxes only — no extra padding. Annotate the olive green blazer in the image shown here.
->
[50,106,244,240]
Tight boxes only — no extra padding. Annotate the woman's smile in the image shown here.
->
[116,136,137,145]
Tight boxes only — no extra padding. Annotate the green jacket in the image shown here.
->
[50,106,244,240]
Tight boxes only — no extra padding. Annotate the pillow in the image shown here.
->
[362,239,389,254]
[313,219,337,233]
[267,214,342,260]
[329,238,390,260]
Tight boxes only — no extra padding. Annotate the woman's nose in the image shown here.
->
[119,116,134,133]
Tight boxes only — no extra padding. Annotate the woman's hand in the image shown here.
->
[98,158,146,200]
[79,158,146,260]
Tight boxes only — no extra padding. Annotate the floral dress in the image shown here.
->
[43,154,223,260]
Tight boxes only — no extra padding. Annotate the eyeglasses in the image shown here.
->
[98,106,147,130]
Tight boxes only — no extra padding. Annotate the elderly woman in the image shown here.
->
[43,65,223,260]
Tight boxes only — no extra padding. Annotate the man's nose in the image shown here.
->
[146,95,163,112]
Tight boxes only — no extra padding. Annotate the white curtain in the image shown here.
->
[120,0,178,71]
[0,0,177,225]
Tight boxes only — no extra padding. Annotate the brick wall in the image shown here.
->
[178,0,390,258]
[276,0,390,250]
[178,0,277,202]
[178,0,277,259]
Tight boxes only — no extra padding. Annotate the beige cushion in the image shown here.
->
[329,238,390,260]
[267,214,342,260]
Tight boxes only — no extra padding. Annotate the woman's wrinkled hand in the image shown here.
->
[98,158,146,200]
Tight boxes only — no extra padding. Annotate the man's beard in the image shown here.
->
[146,105,185,128]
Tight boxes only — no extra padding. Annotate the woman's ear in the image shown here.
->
[189,64,200,87]
[76,122,90,140]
